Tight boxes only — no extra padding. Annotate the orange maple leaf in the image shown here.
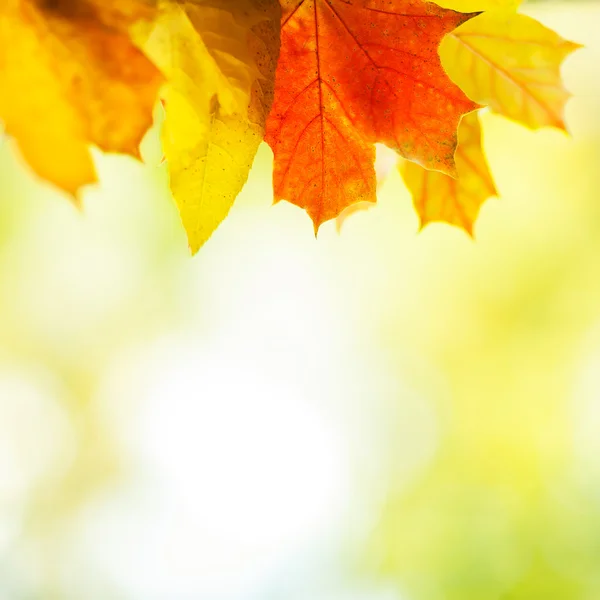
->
[265,0,480,230]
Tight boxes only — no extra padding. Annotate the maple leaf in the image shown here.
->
[0,0,582,253]
[391,1,580,238]
[440,8,582,131]
[138,0,280,253]
[334,144,399,231]
[399,110,496,234]
[0,0,163,196]
[265,0,480,230]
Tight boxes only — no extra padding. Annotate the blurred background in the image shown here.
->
[1,1,599,599]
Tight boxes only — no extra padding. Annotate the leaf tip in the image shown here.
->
[418,217,476,239]
[444,159,460,180]
[463,221,475,239]
[186,232,205,256]
[565,40,585,54]
[461,10,483,23]
[70,183,91,213]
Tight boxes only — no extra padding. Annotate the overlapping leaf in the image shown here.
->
[0,0,163,195]
[399,1,580,236]
[0,0,582,252]
[138,0,280,253]
[400,111,496,233]
[440,8,581,130]
[265,0,480,230]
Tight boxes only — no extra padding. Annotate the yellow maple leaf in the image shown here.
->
[139,0,280,254]
[440,9,581,131]
[0,0,163,196]
[399,111,497,235]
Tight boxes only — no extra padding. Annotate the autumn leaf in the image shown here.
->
[440,9,582,130]
[139,0,280,253]
[0,0,163,196]
[265,0,480,231]
[0,0,582,252]
[399,110,496,234]
[394,1,579,238]
[334,144,399,231]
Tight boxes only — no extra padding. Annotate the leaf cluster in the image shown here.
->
[0,0,580,253]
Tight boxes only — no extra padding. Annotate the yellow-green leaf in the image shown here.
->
[139,0,280,253]
[399,111,497,235]
[440,10,581,130]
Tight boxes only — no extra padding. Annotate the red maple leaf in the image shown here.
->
[265,0,479,229]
